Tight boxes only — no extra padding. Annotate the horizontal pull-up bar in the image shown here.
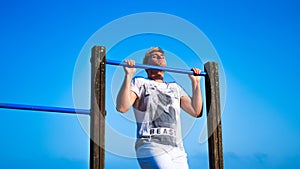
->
[0,103,90,115]
[106,59,207,76]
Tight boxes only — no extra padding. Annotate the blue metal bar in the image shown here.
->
[0,103,90,115]
[106,59,207,76]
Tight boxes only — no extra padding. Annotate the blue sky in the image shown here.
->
[0,0,300,169]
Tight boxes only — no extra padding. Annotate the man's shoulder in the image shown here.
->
[133,76,148,81]
[132,76,149,86]
[166,81,180,87]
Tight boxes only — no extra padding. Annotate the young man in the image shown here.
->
[116,47,203,169]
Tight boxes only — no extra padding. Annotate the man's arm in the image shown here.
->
[180,68,203,118]
[116,60,138,113]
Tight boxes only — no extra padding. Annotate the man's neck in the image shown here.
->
[148,76,164,83]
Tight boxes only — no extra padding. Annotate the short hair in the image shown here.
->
[143,47,164,64]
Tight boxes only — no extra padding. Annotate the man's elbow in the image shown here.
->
[195,108,203,118]
[196,112,203,118]
[116,106,129,113]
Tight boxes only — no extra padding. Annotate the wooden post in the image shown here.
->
[90,46,106,169]
[204,62,224,169]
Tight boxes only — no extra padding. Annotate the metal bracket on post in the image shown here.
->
[90,46,106,169]
[204,62,224,169]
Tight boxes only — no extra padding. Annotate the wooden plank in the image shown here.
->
[204,62,224,169]
[90,46,106,169]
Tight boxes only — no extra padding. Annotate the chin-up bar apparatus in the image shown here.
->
[106,59,207,76]
[0,46,224,169]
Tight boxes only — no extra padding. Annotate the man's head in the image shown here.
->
[143,47,167,67]
[143,47,167,81]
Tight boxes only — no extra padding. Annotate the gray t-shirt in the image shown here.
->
[131,77,188,149]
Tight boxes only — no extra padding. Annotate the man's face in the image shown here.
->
[147,51,167,67]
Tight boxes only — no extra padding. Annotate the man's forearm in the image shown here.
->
[191,81,203,117]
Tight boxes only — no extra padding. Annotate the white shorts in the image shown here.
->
[136,142,189,169]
